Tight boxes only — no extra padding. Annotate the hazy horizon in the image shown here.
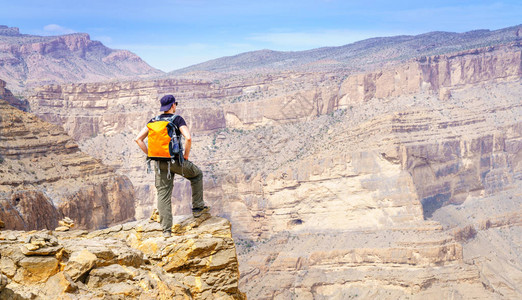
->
[2,1,521,72]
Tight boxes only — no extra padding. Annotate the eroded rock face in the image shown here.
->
[0,79,28,111]
[0,216,245,299]
[338,43,522,104]
[230,81,522,298]
[18,43,522,299]
[23,44,522,224]
[0,25,162,92]
[24,44,521,136]
[0,97,135,230]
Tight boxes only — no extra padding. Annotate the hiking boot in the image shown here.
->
[163,231,172,238]
[192,206,210,218]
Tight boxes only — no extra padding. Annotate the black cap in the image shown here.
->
[160,95,176,111]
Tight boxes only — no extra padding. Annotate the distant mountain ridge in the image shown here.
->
[171,24,522,75]
[0,25,163,92]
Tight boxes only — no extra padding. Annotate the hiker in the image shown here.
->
[135,95,209,238]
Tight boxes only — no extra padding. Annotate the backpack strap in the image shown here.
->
[167,114,179,126]
[151,114,177,123]
[146,158,152,174]
[169,115,185,167]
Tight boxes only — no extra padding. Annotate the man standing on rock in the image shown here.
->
[135,95,209,238]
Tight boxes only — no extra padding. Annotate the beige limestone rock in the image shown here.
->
[101,282,140,297]
[21,243,39,251]
[0,257,16,278]
[64,249,97,282]
[439,87,452,100]
[0,216,245,299]
[43,272,78,296]
[150,208,160,223]
[58,217,75,229]
[338,44,521,106]
[55,226,70,232]
[15,256,59,283]
[86,264,136,288]
[20,244,63,256]
[232,78,521,298]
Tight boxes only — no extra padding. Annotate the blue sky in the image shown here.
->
[1,1,521,72]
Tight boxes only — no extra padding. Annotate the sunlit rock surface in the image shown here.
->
[0,215,245,299]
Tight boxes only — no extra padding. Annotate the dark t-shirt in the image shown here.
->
[148,114,187,136]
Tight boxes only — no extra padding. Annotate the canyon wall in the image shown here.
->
[18,44,522,298]
[338,42,522,103]
[223,42,522,127]
[23,43,522,223]
[25,43,521,137]
[234,82,521,298]
[0,95,135,230]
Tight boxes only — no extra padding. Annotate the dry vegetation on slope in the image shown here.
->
[172,24,522,75]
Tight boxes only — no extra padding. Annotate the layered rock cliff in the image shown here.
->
[0,79,28,111]
[0,93,135,230]
[23,43,522,221]
[0,215,245,299]
[0,25,162,92]
[25,43,521,137]
[234,81,522,298]
[19,41,522,298]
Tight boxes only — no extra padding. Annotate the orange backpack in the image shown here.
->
[147,115,183,163]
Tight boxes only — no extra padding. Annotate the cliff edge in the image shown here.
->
[0,215,245,299]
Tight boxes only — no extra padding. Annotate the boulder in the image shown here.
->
[64,249,97,282]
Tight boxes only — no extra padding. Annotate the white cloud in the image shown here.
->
[43,24,76,35]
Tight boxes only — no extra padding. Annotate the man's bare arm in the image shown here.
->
[180,125,191,160]
[135,126,149,155]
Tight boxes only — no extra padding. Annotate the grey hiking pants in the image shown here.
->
[154,160,204,233]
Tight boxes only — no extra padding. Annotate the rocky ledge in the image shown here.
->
[0,215,245,299]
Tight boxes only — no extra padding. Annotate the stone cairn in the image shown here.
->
[55,217,75,232]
